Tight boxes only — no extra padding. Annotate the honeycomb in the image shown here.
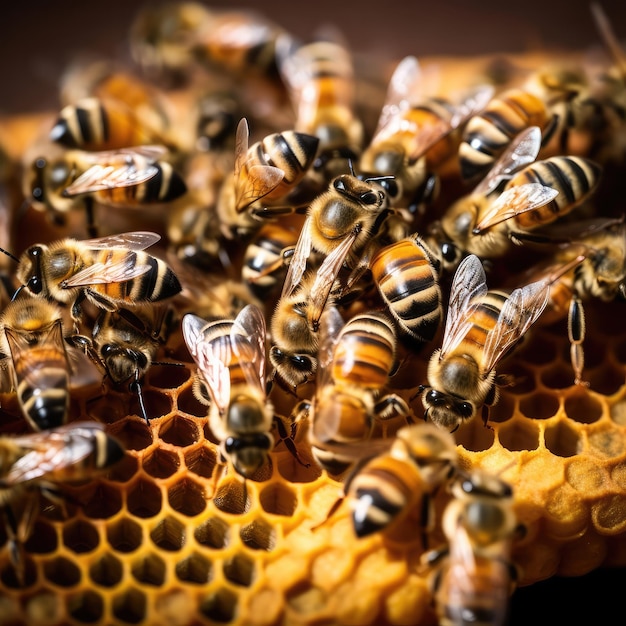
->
[1,3,626,625]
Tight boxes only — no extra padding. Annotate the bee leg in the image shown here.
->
[129,375,150,425]
[481,386,497,430]
[71,293,87,331]
[84,196,98,239]
[272,415,310,468]
[568,292,589,386]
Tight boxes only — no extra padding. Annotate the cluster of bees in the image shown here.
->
[1,1,626,623]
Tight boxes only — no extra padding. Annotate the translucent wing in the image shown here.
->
[472,126,542,196]
[316,305,345,391]
[280,215,313,298]
[440,254,488,358]
[181,313,231,414]
[473,183,559,233]
[231,304,267,392]
[60,259,152,287]
[482,277,552,373]
[63,162,159,196]
[80,231,161,250]
[234,164,284,213]
[4,423,105,484]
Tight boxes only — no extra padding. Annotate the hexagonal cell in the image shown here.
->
[488,393,517,424]
[107,418,153,452]
[131,552,166,586]
[168,477,207,517]
[175,552,213,585]
[126,477,163,519]
[194,517,230,550]
[142,446,180,479]
[587,364,626,396]
[129,387,173,422]
[86,391,135,424]
[150,515,186,551]
[240,518,277,551]
[106,452,140,483]
[540,363,578,391]
[158,414,201,447]
[519,391,561,420]
[223,552,256,587]
[259,482,298,517]
[588,428,626,459]
[565,458,611,495]
[176,385,208,418]
[147,363,191,389]
[22,591,64,624]
[112,588,147,625]
[276,452,322,484]
[213,478,251,515]
[563,390,604,424]
[517,333,558,365]
[23,520,57,554]
[68,590,104,623]
[454,418,495,453]
[89,553,123,588]
[62,519,100,553]
[199,587,238,624]
[43,555,81,587]
[544,420,582,458]
[610,396,626,426]
[499,362,537,395]
[106,517,143,553]
[77,482,123,520]
[184,444,217,479]
[498,419,541,452]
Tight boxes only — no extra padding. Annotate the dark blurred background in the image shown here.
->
[2,1,626,624]
[3,0,626,113]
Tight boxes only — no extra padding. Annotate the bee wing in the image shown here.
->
[77,145,168,165]
[316,305,345,390]
[63,161,159,196]
[482,277,552,373]
[234,163,284,213]
[60,259,152,287]
[4,423,105,485]
[234,117,250,174]
[440,254,488,358]
[181,314,231,414]
[280,215,313,298]
[472,126,543,196]
[81,231,161,251]
[472,183,560,233]
[231,304,267,390]
[307,232,356,330]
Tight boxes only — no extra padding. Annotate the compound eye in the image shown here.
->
[378,178,398,198]
[441,242,459,264]
[292,355,312,371]
[333,178,346,192]
[360,191,379,205]
[458,401,474,418]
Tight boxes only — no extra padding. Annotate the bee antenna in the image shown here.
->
[10,285,24,301]
[348,158,355,176]
[0,246,18,264]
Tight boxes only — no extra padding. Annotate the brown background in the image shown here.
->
[2,0,626,623]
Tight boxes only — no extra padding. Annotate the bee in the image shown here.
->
[49,96,174,152]
[359,55,494,215]
[74,304,176,424]
[280,170,394,329]
[216,117,319,239]
[0,298,73,431]
[26,145,187,237]
[420,254,555,431]
[0,422,125,585]
[344,423,458,539]
[427,127,601,273]
[241,222,300,301]
[511,218,626,385]
[129,2,286,82]
[457,86,561,183]
[370,232,443,348]
[277,32,364,183]
[181,304,275,478]
[423,471,520,626]
[14,231,182,324]
[306,306,410,477]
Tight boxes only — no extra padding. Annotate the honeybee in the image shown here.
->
[129,2,286,82]
[280,171,394,328]
[420,254,555,431]
[49,97,174,152]
[370,233,443,348]
[306,306,410,476]
[26,145,187,237]
[344,423,458,539]
[216,117,319,239]
[0,422,125,585]
[81,304,175,423]
[277,31,364,182]
[181,304,275,478]
[241,222,300,301]
[423,471,520,626]
[428,127,601,273]
[511,218,626,385]
[0,298,73,431]
[360,55,494,214]
[14,231,182,324]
